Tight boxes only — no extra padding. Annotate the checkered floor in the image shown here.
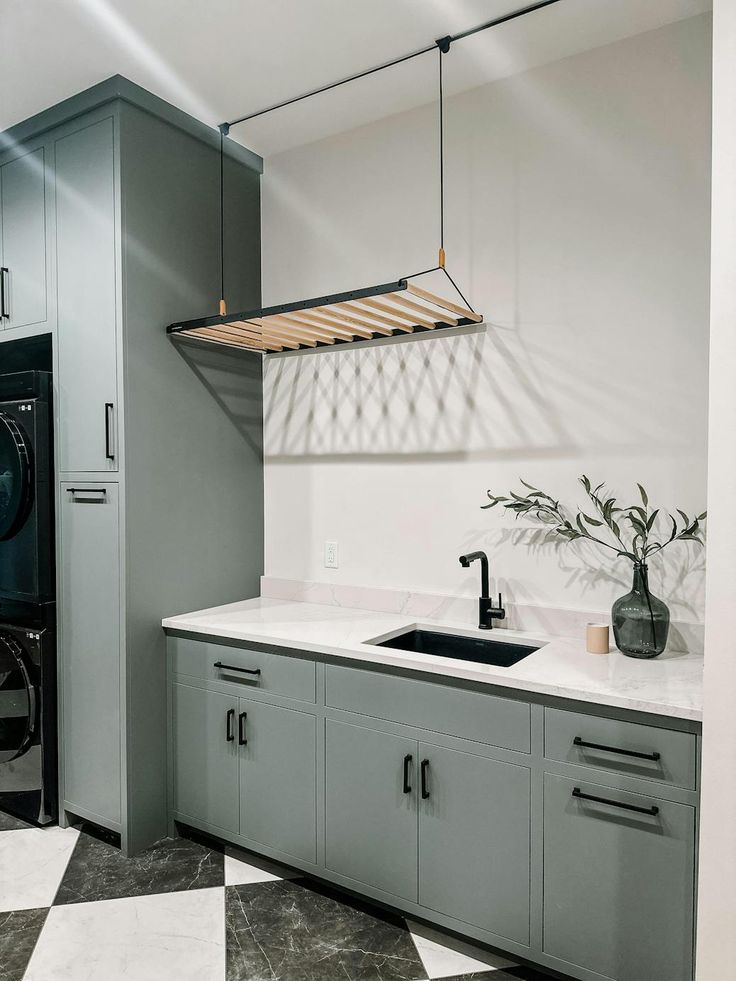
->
[0,809,561,981]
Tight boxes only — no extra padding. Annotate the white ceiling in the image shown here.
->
[1,0,711,158]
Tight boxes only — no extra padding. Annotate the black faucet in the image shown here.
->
[459,550,505,630]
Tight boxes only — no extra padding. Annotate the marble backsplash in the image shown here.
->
[260,576,705,655]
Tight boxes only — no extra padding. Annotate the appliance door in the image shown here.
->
[0,630,36,765]
[0,411,33,541]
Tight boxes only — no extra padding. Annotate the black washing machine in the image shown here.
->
[0,601,57,825]
[0,371,54,602]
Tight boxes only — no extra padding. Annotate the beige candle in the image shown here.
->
[586,623,610,655]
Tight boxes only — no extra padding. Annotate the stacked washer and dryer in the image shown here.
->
[0,369,57,825]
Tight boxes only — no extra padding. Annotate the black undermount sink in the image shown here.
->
[374,628,540,667]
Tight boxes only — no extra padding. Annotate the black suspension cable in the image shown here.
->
[219,123,226,315]
[438,42,446,264]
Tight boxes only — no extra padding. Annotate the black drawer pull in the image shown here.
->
[0,267,8,319]
[402,754,413,794]
[421,759,430,800]
[572,787,659,817]
[213,661,261,677]
[573,736,661,762]
[238,712,248,746]
[226,708,235,742]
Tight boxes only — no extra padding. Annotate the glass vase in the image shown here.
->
[612,562,670,658]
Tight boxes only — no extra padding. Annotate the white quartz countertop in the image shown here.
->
[162,597,703,722]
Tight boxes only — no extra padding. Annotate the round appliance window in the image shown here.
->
[0,412,33,541]
[0,632,35,764]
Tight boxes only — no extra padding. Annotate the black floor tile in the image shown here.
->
[226,878,427,981]
[0,908,48,981]
[0,810,35,831]
[53,830,224,905]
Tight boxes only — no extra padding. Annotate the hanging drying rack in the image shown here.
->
[167,0,561,355]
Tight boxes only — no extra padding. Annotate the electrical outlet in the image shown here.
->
[324,541,339,569]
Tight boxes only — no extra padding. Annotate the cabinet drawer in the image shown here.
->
[170,636,316,703]
[326,664,530,752]
[545,707,697,791]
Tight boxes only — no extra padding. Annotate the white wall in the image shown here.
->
[262,16,712,619]
[696,0,736,975]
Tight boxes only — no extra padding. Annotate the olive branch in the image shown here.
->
[483,476,706,565]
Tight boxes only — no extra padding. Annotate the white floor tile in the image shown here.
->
[24,887,225,981]
[224,845,299,885]
[0,827,79,913]
[407,918,517,978]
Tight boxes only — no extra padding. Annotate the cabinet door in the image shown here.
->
[60,482,121,827]
[0,145,48,331]
[418,743,531,944]
[55,117,119,472]
[239,700,316,863]
[325,720,417,901]
[172,684,239,834]
[543,774,695,981]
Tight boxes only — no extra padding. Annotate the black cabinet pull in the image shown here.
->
[67,487,107,496]
[0,267,8,319]
[239,712,248,746]
[402,754,413,794]
[421,759,430,800]
[573,736,661,762]
[213,661,261,677]
[226,708,235,742]
[105,403,115,460]
[572,787,659,817]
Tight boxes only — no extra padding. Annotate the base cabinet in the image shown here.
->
[168,638,699,981]
[543,773,695,981]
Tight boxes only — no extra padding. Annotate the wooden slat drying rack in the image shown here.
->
[167,277,483,353]
[166,1,560,356]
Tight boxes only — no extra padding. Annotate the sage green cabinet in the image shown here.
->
[543,773,695,981]
[172,685,239,834]
[59,482,121,828]
[418,743,530,944]
[325,720,418,901]
[0,143,49,331]
[55,116,119,473]
[239,699,317,863]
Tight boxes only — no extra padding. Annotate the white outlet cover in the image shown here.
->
[324,541,339,569]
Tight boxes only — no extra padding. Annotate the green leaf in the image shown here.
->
[582,513,604,527]
[580,475,591,493]
[638,483,649,507]
[697,511,708,521]
[520,478,541,492]
[646,509,659,532]
[677,509,690,526]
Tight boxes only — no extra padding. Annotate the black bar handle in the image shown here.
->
[213,661,261,677]
[402,754,413,794]
[67,487,107,496]
[238,711,248,745]
[105,403,115,460]
[572,787,659,817]
[226,708,235,742]
[0,267,8,319]
[573,736,661,762]
[421,759,430,800]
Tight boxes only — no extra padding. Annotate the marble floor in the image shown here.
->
[0,810,565,981]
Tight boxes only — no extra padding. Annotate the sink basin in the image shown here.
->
[374,628,540,667]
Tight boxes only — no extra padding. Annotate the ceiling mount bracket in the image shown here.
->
[218,122,231,137]
[435,35,452,54]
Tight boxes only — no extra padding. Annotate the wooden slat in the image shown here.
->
[333,301,414,333]
[282,310,366,340]
[223,320,307,352]
[191,326,273,351]
[317,304,395,336]
[247,318,318,347]
[204,322,296,353]
[356,297,436,330]
[386,291,459,326]
[297,308,379,339]
[266,315,337,344]
[406,283,483,322]
[182,331,267,353]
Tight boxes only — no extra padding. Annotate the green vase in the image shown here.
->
[612,562,670,658]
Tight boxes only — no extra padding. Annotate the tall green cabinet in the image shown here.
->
[0,77,265,854]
